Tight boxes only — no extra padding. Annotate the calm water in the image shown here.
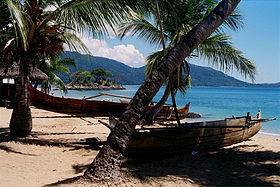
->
[54,85,280,135]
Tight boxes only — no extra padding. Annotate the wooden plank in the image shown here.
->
[85,94,103,100]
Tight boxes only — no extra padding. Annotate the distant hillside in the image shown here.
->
[60,52,279,87]
[60,52,146,85]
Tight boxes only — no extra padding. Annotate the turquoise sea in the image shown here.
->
[53,85,280,136]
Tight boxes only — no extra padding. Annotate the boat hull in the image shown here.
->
[29,85,189,120]
[125,112,261,158]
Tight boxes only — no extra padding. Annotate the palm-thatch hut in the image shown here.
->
[0,63,47,107]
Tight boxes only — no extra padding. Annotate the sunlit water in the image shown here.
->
[53,85,280,135]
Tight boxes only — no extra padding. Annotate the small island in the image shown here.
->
[65,68,125,90]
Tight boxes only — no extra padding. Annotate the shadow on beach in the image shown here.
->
[0,127,101,154]
[1,127,279,186]
[44,143,280,186]
[123,143,280,186]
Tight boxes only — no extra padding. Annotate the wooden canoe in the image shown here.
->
[124,111,263,158]
[29,85,190,120]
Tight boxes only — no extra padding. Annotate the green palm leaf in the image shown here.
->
[215,9,244,33]
[118,14,168,48]
[5,0,30,50]
[62,32,91,55]
[197,34,256,80]
[145,49,165,76]
[120,0,255,96]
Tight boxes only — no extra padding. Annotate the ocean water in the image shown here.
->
[53,85,280,135]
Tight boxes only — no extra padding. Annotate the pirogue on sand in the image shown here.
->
[81,111,275,158]
[29,85,190,121]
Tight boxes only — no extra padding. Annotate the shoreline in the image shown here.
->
[63,84,125,90]
[259,131,280,138]
[2,107,280,138]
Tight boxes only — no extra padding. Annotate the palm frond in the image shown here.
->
[172,73,190,96]
[197,34,256,80]
[118,14,168,48]
[218,8,244,33]
[54,65,70,74]
[199,1,243,33]
[52,0,135,38]
[145,49,165,76]
[6,0,30,50]
[51,73,67,93]
[62,32,91,55]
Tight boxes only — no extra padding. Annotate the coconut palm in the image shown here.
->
[85,0,241,180]
[0,0,12,60]
[35,56,76,93]
[1,0,146,136]
[118,0,256,123]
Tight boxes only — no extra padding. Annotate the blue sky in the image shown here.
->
[80,0,279,83]
[228,0,280,83]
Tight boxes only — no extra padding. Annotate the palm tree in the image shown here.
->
[1,0,146,136]
[118,0,255,123]
[0,0,12,61]
[84,0,241,180]
[153,0,182,126]
[35,57,76,93]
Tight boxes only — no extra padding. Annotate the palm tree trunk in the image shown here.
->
[84,0,240,181]
[9,63,32,137]
[169,76,180,126]
[154,0,180,126]
[139,81,171,125]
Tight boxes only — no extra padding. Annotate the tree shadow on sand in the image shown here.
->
[43,164,89,186]
[1,126,279,186]
[0,128,101,155]
[123,143,280,186]
[43,176,83,187]
[43,142,280,186]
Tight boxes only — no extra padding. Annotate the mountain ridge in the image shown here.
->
[59,52,279,88]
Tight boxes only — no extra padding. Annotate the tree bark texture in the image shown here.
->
[84,0,241,181]
[139,81,171,125]
[9,63,32,137]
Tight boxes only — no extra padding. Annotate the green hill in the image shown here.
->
[60,52,145,85]
[60,52,279,87]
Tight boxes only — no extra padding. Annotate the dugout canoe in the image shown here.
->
[29,85,190,120]
[124,111,270,158]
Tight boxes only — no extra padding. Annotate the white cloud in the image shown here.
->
[65,34,145,67]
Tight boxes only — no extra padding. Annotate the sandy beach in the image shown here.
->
[0,107,279,186]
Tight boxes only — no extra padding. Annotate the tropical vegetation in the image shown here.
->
[0,0,245,182]
[118,0,256,123]
[91,68,113,84]
[85,0,242,180]
[35,57,76,93]
[0,0,146,136]
[69,68,113,87]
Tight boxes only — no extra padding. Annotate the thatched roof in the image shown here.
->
[0,63,48,80]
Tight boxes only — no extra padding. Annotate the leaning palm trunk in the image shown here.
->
[84,0,241,181]
[9,63,32,137]
[140,81,171,125]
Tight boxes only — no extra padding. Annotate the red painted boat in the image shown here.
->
[29,85,190,120]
